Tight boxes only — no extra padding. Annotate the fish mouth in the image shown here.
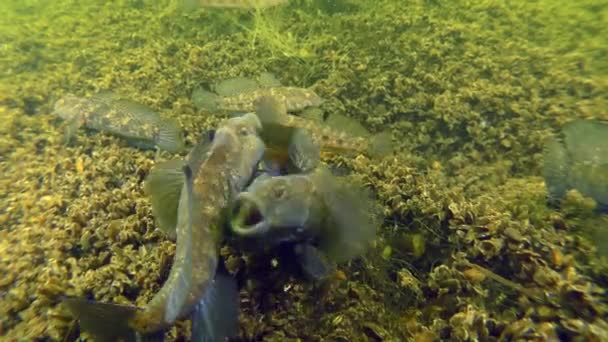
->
[230,193,270,237]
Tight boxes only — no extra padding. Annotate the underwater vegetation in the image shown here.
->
[1,0,608,340]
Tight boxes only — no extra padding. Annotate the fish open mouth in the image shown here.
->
[230,193,269,236]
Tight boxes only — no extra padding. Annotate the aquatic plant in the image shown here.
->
[229,6,316,63]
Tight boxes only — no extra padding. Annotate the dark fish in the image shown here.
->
[53,92,185,153]
[543,119,608,209]
[63,113,266,341]
[229,166,377,279]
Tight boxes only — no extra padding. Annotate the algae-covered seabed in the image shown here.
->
[1,0,608,340]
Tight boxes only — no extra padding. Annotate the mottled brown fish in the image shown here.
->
[63,113,266,341]
[53,92,185,153]
[230,166,378,279]
[184,0,287,9]
[192,75,323,113]
[254,95,392,160]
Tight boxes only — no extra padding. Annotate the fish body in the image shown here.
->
[229,166,377,278]
[543,119,608,209]
[193,82,323,113]
[53,93,185,153]
[64,113,266,340]
[184,0,287,9]
[254,95,392,158]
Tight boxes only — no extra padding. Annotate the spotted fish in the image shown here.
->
[63,113,266,341]
[53,92,185,153]
[254,95,392,159]
[192,75,323,113]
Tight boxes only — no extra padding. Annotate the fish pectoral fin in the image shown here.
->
[61,296,139,342]
[63,115,83,145]
[288,128,320,173]
[314,169,377,263]
[254,95,289,126]
[156,118,185,153]
[293,243,335,281]
[257,72,282,88]
[144,159,187,240]
[191,272,239,342]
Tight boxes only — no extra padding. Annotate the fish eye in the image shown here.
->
[273,185,286,199]
[239,126,250,136]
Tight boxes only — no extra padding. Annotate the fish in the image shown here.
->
[183,0,288,9]
[257,120,322,176]
[53,92,185,153]
[192,75,323,113]
[229,166,378,279]
[63,113,266,341]
[543,119,608,210]
[254,95,392,159]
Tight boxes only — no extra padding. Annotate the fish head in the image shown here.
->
[287,88,325,108]
[53,94,84,120]
[218,112,266,181]
[230,174,315,247]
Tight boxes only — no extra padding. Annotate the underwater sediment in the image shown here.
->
[1,0,607,340]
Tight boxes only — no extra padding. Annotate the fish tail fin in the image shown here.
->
[367,131,393,158]
[313,168,378,263]
[191,270,239,342]
[144,159,186,240]
[542,135,570,202]
[61,297,139,341]
[192,87,221,111]
[156,119,185,153]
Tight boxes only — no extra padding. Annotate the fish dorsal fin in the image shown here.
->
[187,130,217,171]
[257,72,282,88]
[212,77,260,97]
[92,92,158,119]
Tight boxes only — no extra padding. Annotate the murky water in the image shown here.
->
[1,0,607,340]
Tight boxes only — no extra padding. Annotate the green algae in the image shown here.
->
[1,0,608,340]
